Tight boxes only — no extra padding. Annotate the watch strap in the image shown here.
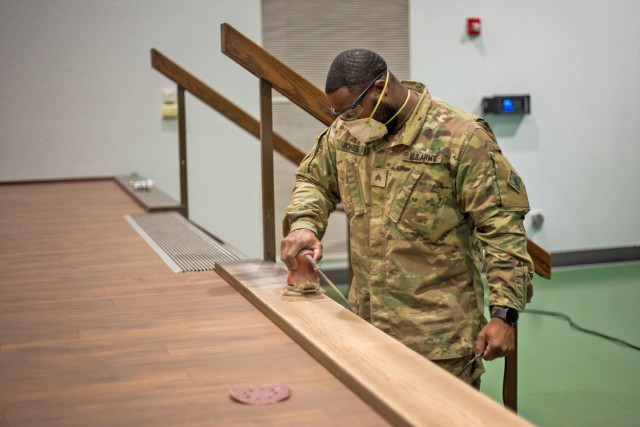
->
[491,306,519,325]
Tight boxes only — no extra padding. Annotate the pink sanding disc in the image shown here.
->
[229,383,290,405]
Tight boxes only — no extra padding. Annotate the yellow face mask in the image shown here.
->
[342,70,410,144]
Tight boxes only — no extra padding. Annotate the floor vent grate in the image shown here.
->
[125,212,247,272]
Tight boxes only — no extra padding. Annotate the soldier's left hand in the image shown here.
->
[475,318,515,361]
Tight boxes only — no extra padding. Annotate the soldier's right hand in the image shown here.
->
[280,229,322,271]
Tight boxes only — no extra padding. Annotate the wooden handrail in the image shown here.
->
[151,49,305,165]
[221,23,334,126]
[526,239,551,279]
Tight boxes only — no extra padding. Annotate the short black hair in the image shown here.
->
[325,49,387,94]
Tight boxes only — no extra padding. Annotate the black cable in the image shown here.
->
[523,308,640,352]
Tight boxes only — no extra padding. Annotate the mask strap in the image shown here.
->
[382,89,412,127]
[365,70,389,124]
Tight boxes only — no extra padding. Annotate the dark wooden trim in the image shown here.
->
[221,23,334,127]
[503,327,518,412]
[151,48,305,165]
[0,176,113,185]
[177,85,189,218]
[113,175,183,214]
[260,79,276,262]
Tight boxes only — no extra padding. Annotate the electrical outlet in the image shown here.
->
[162,88,178,119]
[529,209,544,228]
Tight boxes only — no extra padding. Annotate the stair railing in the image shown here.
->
[150,48,306,219]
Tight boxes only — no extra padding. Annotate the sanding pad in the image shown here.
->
[229,383,290,405]
[281,286,325,296]
[285,249,321,294]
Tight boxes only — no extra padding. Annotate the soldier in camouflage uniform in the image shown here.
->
[281,49,533,386]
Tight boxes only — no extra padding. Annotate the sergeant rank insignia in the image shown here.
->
[371,168,387,187]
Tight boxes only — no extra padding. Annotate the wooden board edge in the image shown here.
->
[215,260,413,426]
[215,259,534,427]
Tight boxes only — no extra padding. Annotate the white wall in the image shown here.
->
[0,0,264,257]
[2,1,639,257]
[410,0,640,252]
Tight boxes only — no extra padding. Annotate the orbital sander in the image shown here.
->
[285,249,353,311]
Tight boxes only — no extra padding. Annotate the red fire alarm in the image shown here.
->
[467,17,481,36]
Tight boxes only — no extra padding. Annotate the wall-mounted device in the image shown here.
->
[467,17,481,36]
[482,95,530,115]
[162,88,178,119]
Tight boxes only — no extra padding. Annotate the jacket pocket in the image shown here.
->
[389,165,460,241]
[514,264,533,307]
[338,156,366,218]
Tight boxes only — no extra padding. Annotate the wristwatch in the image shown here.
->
[491,306,519,326]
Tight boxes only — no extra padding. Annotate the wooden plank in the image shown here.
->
[0,181,389,427]
[216,259,533,427]
[151,48,305,165]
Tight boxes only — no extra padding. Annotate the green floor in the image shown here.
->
[327,262,640,426]
[481,262,640,426]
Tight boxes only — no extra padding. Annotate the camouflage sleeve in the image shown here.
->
[282,128,341,239]
[456,126,534,311]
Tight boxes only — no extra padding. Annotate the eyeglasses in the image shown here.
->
[330,71,386,117]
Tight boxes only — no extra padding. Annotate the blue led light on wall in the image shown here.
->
[482,95,530,115]
[502,98,514,113]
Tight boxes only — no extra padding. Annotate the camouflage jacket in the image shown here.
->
[283,82,534,360]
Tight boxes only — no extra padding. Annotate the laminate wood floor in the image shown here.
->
[0,180,387,426]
